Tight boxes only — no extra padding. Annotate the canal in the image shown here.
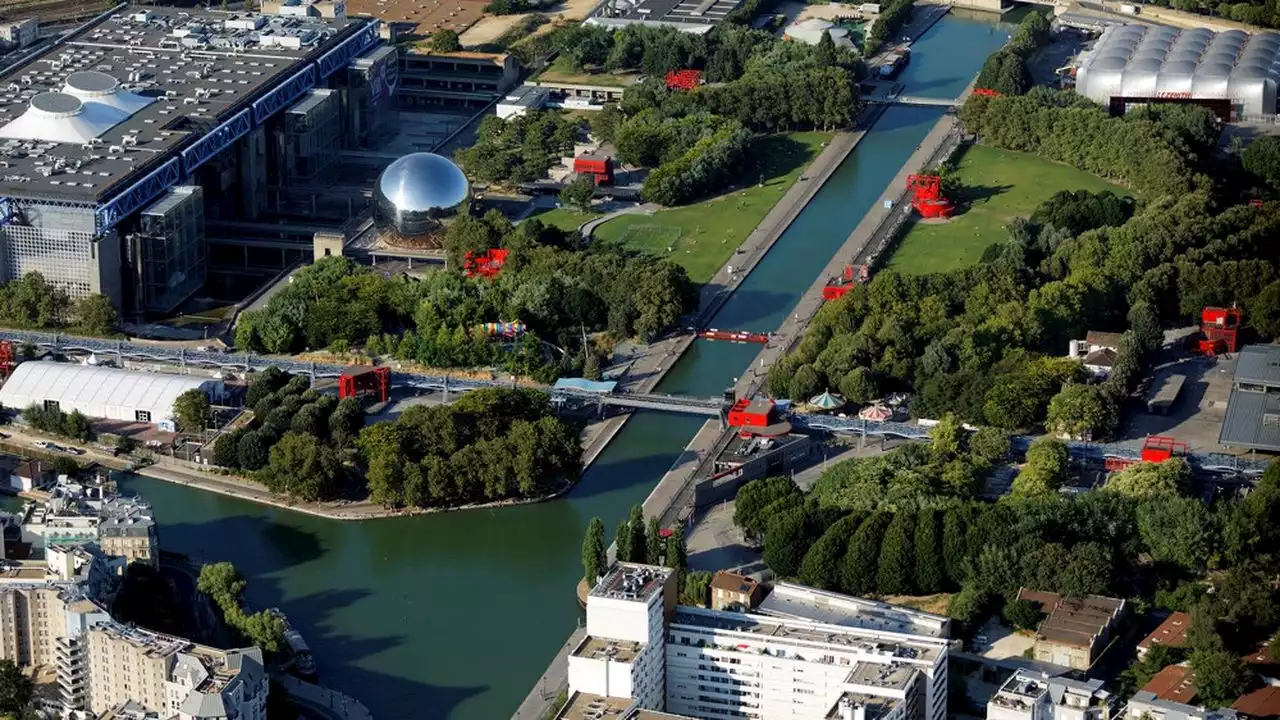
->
[120,12,1015,719]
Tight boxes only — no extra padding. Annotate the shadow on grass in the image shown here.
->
[950,183,1013,213]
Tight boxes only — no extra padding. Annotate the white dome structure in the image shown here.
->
[0,71,154,144]
[784,18,855,50]
[1075,24,1280,119]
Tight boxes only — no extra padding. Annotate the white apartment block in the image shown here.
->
[88,622,268,720]
[987,671,1114,720]
[561,564,951,720]
[1123,691,1240,720]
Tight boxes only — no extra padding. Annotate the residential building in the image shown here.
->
[0,19,38,50]
[1068,331,1123,379]
[1018,589,1125,671]
[87,622,268,719]
[562,564,951,720]
[10,459,50,493]
[1124,690,1239,720]
[1138,612,1191,659]
[1142,664,1198,705]
[709,572,761,612]
[987,670,1114,720]
[26,494,158,569]
[1220,344,1280,452]
[97,497,158,569]
[1233,686,1280,719]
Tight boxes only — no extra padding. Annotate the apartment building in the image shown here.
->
[97,498,159,569]
[561,564,951,720]
[88,623,267,720]
[1124,690,1240,720]
[26,494,159,569]
[987,671,1114,720]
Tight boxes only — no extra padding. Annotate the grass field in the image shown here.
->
[883,145,1124,276]
[532,56,639,87]
[532,132,832,284]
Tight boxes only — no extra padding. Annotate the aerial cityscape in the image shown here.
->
[0,0,1270,717]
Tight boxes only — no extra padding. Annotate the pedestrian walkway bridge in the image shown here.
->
[864,94,960,108]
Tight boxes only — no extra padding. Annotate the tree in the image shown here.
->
[1137,497,1211,573]
[799,513,862,590]
[941,506,970,586]
[1244,135,1280,192]
[1045,384,1113,440]
[1003,598,1042,630]
[615,519,632,566]
[763,506,811,579]
[1060,542,1113,598]
[815,29,837,67]
[583,517,607,586]
[947,584,989,625]
[876,511,915,595]
[842,512,891,595]
[173,389,212,434]
[789,364,821,401]
[681,571,713,606]
[1121,642,1180,697]
[1190,650,1251,708]
[928,414,963,461]
[328,397,365,447]
[627,504,647,563]
[430,29,461,52]
[51,455,79,477]
[1188,601,1225,653]
[914,508,945,593]
[560,175,596,212]
[259,432,339,501]
[1107,459,1191,500]
[734,477,801,541]
[63,409,92,442]
[969,427,1010,465]
[236,430,270,471]
[74,294,117,334]
[1012,437,1068,497]
[670,523,687,577]
[646,516,664,565]
[838,367,879,404]
[0,659,32,716]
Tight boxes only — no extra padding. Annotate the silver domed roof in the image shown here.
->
[376,152,470,214]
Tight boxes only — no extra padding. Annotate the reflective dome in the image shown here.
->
[374,152,471,243]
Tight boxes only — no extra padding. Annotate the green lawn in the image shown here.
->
[883,145,1124,275]
[532,132,832,284]
[532,56,639,87]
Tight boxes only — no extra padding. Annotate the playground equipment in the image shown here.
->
[823,264,870,301]
[906,174,954,219]
[463,248,508,279]
[573,155,614,186]
[664,69,702,91]
[338,366,390,404]
[1199,307,1241,357]
[972,88,1002,97]
[0,341,14,379]
[479,321,527,338]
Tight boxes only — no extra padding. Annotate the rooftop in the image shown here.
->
[0,4,361,203]
[825,693,899,720]
[847,660,918,691]
[671,606,944,666]
[1233,685,1280,718]
[710,570,757,597]
[555,692,634,720]
[572,635,643,664]
[756,583,950,639]
[1139,612,1191,652]
[1220,345,1280,451]
[991,671,1111,713]
[345,0,486,40]
[1143,664,1198,705]
[1019,589,1124,649]
[590,563,671,603]
[586,0,748,33]
[1086,330,1125,348]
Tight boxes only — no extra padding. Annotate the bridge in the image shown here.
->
[863,94,960,109]
[0,331,729,418]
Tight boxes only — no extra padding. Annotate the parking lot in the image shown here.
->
[1122,353,1238,454]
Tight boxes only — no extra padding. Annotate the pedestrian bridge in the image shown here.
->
[864,94,960,108]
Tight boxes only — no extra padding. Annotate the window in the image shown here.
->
[42,400,59,412]
[135,410,151,423]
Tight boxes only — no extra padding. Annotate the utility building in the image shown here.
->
[1219,344,1280,452]
[1075,24,1280,120]
[0,4,393,314]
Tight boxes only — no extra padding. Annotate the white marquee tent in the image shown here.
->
[0,362,222,429]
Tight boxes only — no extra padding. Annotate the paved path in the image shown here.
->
[510,627,587,720]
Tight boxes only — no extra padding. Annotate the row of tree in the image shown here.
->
[455,110,582,186]
[197,562,287,653]
[973,11,1050,96]
[865,0,915,55]
[638,115,753,205]
[0,272,117,336]
[22,404,92,442]
[357,387,581,509]
[582,503,689,589]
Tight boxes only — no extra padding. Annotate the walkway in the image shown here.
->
[510,627,587,720]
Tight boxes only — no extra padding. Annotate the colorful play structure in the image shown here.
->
[906,174,954,219]
[0,341,14,379]
[664,69,702,91]
[463,248,508,279]
[823,264,870,301]
[972,88,1002,98]
[478,321,527,338]
[1199,306,1241,357]
[338,365,391,404]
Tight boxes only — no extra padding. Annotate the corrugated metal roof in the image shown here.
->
[1218,386,1280,451]
[0,362,217,421]
[1234,344,1280,385]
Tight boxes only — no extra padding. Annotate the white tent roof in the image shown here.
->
[0,362,215,420]
[0,71,153,144]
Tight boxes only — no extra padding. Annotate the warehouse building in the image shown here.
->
[1219,344,1280,452]
[1074,24,1280,120]
[0,363,223,431]
[0,3,394,315]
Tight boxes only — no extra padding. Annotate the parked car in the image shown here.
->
[32,440,54,450]
[64,447,84,456]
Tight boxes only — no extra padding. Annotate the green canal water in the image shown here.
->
[119,13,1015,719]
